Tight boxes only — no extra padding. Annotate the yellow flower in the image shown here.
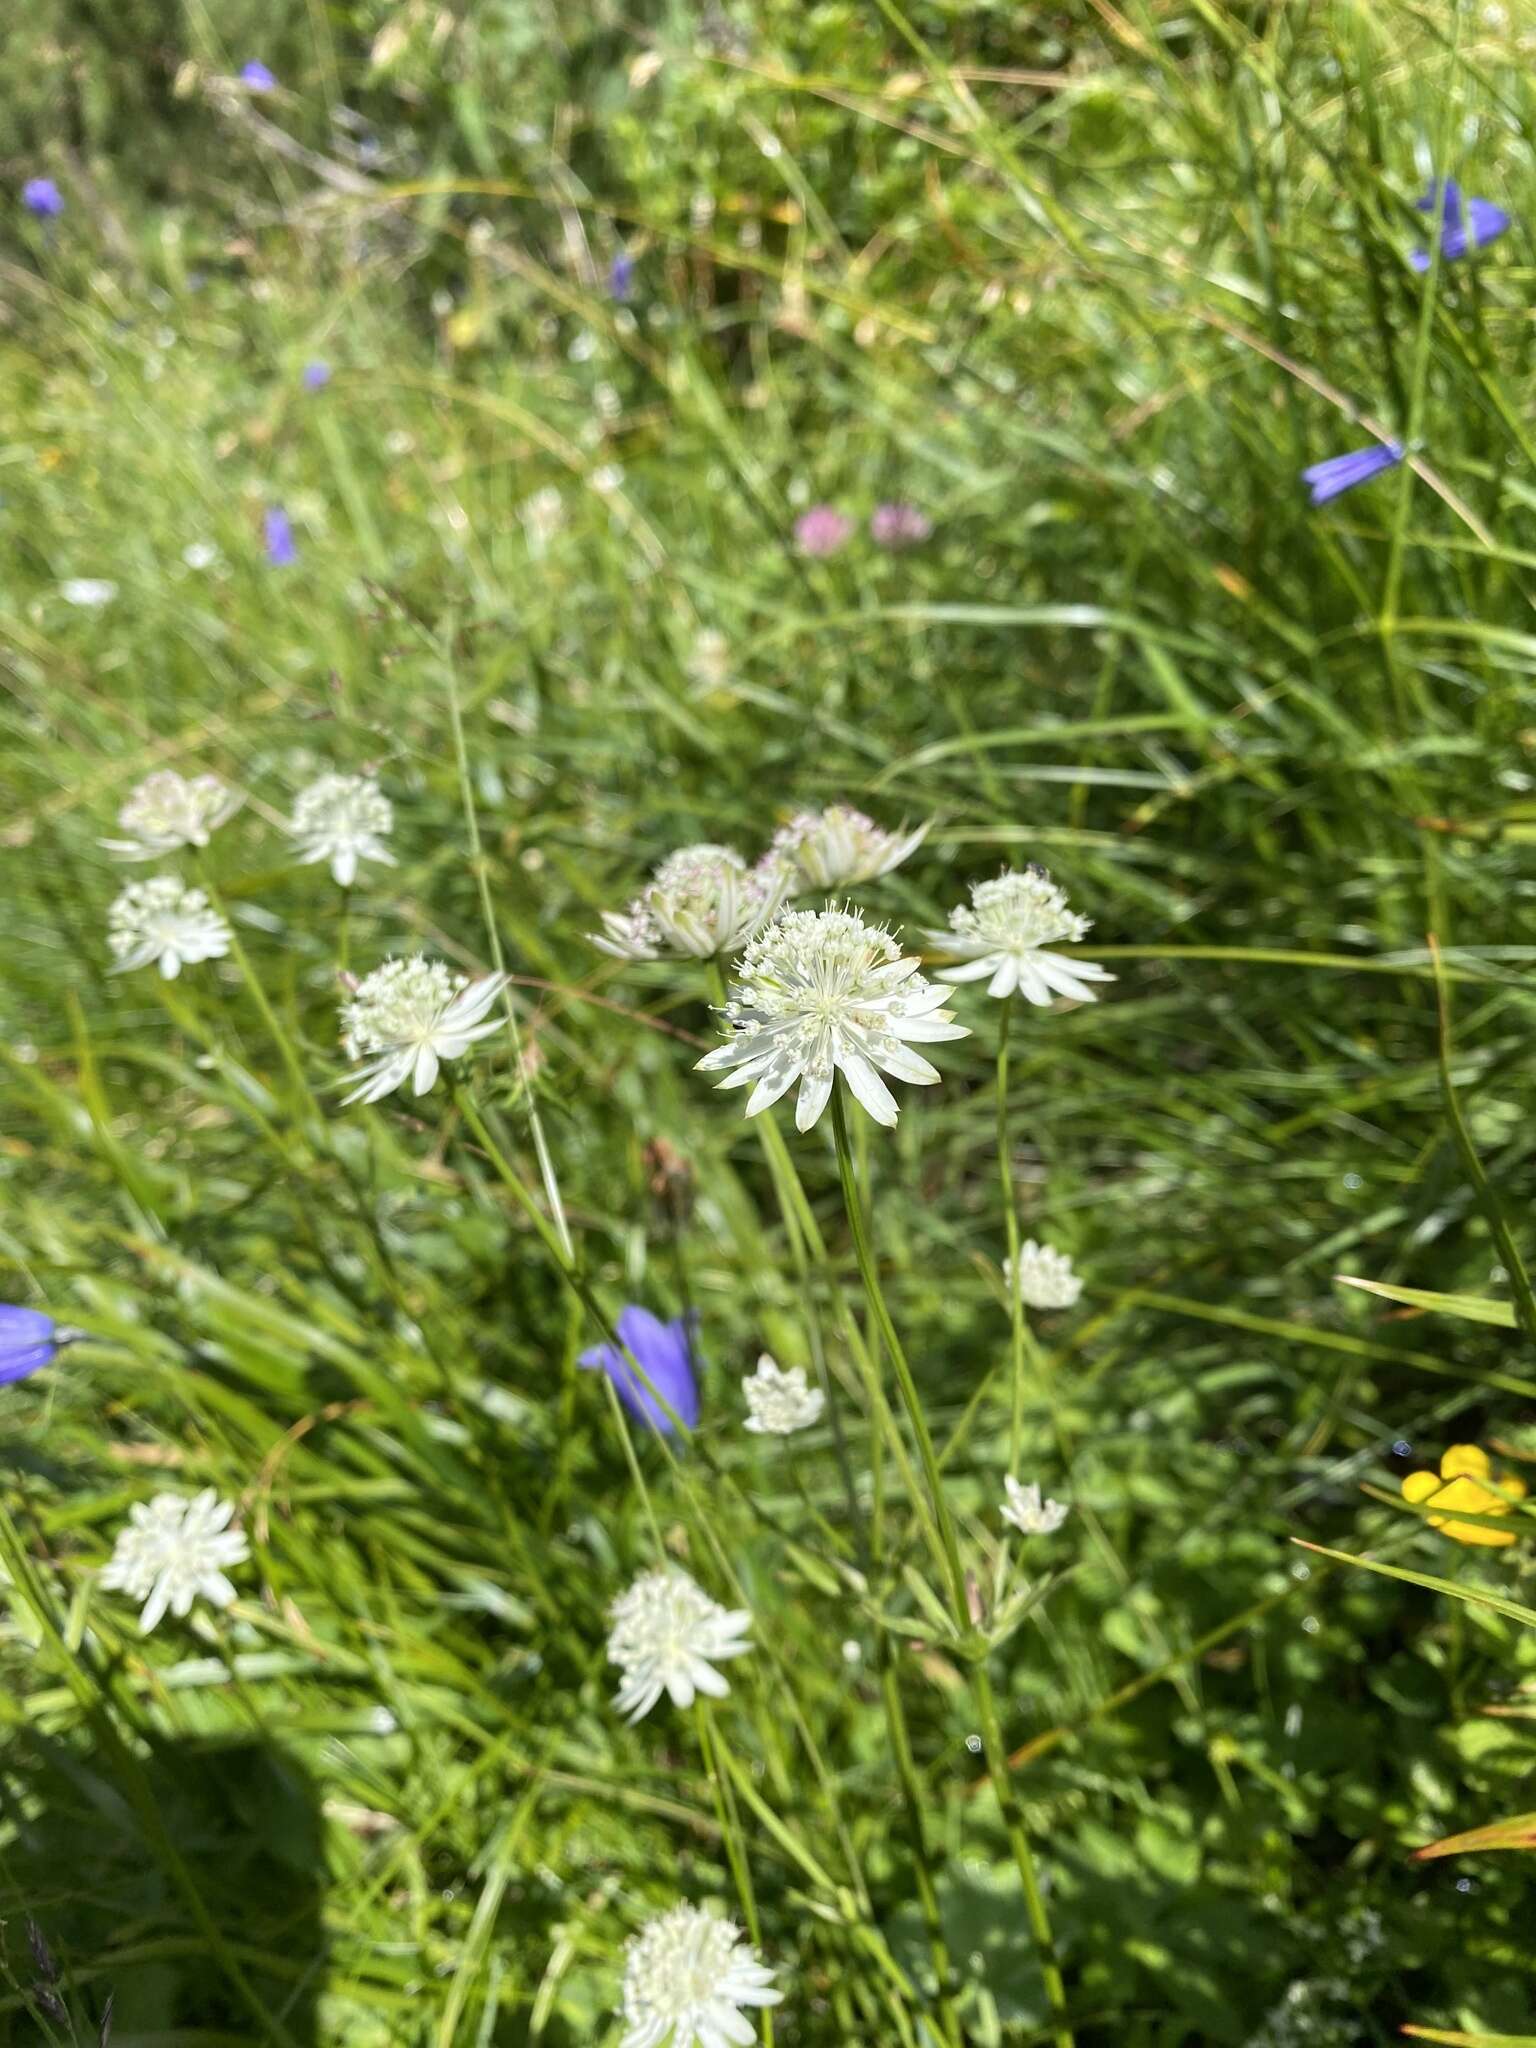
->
[1401,1444,1528,1547]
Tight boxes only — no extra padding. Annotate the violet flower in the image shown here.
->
[581,1306,699,1434]
[1410,177,1509,272]
[302,361,331,391]
[0,1306,71,1386]
[610,251,635,302]
[1300,440,1404,506]
[794,505,853,558]
[22,178,64,220]
[264,506,298,566]
[870,502,932,549]
[241,61,277,92]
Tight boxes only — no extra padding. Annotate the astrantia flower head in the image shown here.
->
[1006,1240,1082,1310]
[108,877,232,980]
[606,1567,752,1722]
[1001,1476,1070,1537]
[929,867,1113,1006]
[1301,441,1404,507]
[698,907,968,1131]
[742,1354,824,1435]
[59,578,117,608]
[593,844,785,962]
[99,1488,249,1634]
[770,803,927,892]
[339,955,508,1105]
[619,1902,781,2048]
[289,772,395,886]
[1411,176,1510,271]
[103,769,242,859]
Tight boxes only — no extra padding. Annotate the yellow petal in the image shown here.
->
[1441,1444,1492,1481]
[1426,1475,1516,1546]
[1502,1472,1529,1503]
[1403,1471,1441,1504]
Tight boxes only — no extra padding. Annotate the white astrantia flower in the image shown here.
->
[742,1354,825,1435]
[1006,1239,1082,1310]
[696,906,969,1131]
[107,877,232,979]
[927,866,1113,1005]
[619,1902,781,2048]
[99,1487,250,1633]
[606,1567,752,1722]
[770,803,927,892]
[339,955,508,1105]
[289,771,395,886]
[1000,1475,1069,1537]
[102,769,243,859]
[592,844,786,963]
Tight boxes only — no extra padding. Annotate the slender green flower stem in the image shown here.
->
[696,1703,773,2046]
[830,1082,1076,2048]
[996,999,1031,1472]
[878,1644,965,2048]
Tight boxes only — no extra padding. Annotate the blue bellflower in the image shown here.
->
[609,251,635,302]
[0,1305,67,1385]
[241,61,278,92]
[264,506,298,566]
[302,360,331,390]
[1301,440,1404,506]
[1411,178,1510,272]
[23,178,64,219]
[580,1306,699,1434]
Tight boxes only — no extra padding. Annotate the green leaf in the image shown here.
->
[1413,1811,1536,1860]
[1292,1542,1536,1629]
[1336,1274,1517,1328]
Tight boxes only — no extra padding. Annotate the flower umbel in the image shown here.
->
[929,867,1113,1005]
[697,906,969,1131]
[99,1488,249,1634]
[339,956,508,1105]
[593,844,785,962]
[1402,1444,1528,1546]
[618,1902,781,2048]
[770,804,927,892]
[103,769,242,859]
[1001,1476,1070,1536]
[742,1354,824,1435]
[606,1567,752,1721]
[289,772,395,886]
[581,1307,700,1435]
[107,877,231,980]
[1006,1240,1082,1310]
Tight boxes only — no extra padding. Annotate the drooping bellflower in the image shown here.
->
[1410,177,1510,271]
[22,178,64,220]
[264,506,298,566]
[580,1306,699,1434]
[1300,441,1404,506]
[0,1306,72,1386]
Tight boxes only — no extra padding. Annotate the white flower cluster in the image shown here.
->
[1001,1476,1070,1536]
[103,769,243,859]
[99,1488,249,1633]
[618,1902,781,2048]
[339,956,508,1104]
[768,803,926,891]
[741,1354,824,1435]
[606,1566,753,1722]
[288,771,395,886]
[1007,1240,1082,1309]
[107,876,231,979]
[593,844,785,962]
[928,866,1112,1005]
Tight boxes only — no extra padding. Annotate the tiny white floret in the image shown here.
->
[1000,1476,1069,1537]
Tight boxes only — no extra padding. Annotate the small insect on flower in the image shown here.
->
[698,907,969,1131]
[580,1306,700,1435]
[1001,1476,1070,1536]
[102,769,242,859]
[606,1567,753,1721]
[618,1902,782,2048]
[107,877,232,980]
[99,1488,249,1634]
[1300,441,1404,507]
[870,501,933,548]
[794,505,853,557]
[1410,176,1510,271]
[22,177,64,219]
[769,803,928,892]
[240,60,277,91]
[1401,1444,1528,1546]
[302,359,332,390]
[339,956,508,1105]
[1006,1240,1082,1310]
[592,844,786,963]
[0,1305,77,1386]
[742,1353,824,1435]
[288,771,395,886]
[264,505,298,566]
[928,867,1113,1006]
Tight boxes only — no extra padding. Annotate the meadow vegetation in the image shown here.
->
[4,1,1536,2042]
